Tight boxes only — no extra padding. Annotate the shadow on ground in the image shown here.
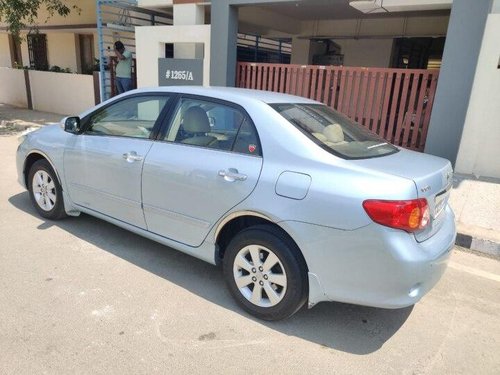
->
[9,191,413,355]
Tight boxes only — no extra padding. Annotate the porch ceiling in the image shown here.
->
[248,0,450,21]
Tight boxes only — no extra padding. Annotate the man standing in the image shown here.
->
[114,41,133,94]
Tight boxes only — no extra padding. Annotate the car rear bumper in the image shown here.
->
[280,205,456,309]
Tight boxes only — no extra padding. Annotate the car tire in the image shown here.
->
[28,159,67,220]
[223,225,308,321]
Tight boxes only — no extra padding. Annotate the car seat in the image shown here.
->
[180,106,218,148]
[323,123,347,147]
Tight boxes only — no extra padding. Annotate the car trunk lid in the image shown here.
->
[351,148,453,241]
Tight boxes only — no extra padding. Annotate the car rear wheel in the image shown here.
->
[28,159,67,220]
[223,225,308,321]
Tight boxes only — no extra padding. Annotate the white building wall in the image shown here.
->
[138,0,173,7]
[290,15,449,68]
[0,68,27,107]
[336,39,393,68]
[29,70,94,115]
[455,13,500,178]
[1,31,97,72]
[301,15,449,38]
[291,37,392,68]
[173,4,205,59]
[47,33,78,72]
[290,38,311,65]
[290,38,323,65]
[0,34,11,67]
[493,0,500,12]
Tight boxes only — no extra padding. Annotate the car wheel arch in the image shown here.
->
[24,151,62,189]
[215,213,309,273]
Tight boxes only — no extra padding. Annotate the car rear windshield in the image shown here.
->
[270,103,398,159]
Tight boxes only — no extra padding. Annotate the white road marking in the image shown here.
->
[448,262,500,282]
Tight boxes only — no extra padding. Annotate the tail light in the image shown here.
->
[362,199,430,233]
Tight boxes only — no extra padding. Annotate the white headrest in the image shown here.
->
[323,124,344,143]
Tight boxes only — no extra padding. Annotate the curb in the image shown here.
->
[456,232,500,258]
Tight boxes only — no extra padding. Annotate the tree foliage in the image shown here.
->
[0,0,80,41]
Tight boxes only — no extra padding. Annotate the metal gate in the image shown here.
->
[97,0,172,101]
[236,62,439,151]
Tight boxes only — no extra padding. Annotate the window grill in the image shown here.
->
[27,34,48,71]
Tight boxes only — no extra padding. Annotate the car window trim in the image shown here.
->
[152,93,181,140]
[79,92,176,140]
[156,93,263,157]
[151,141,263,158]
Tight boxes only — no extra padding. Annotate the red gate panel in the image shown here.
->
[236,62,439,151]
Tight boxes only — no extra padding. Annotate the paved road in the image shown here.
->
[1,133,499,374]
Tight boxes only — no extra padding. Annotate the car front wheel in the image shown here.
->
[28,159,67,220]
[223,225,308,321]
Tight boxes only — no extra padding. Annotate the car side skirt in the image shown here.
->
[75,205,219,265]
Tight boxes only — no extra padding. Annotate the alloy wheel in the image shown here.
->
[233,244,287,308]
[32,170,57,212]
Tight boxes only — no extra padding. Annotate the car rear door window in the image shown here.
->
[232,117,261,156]
[164,97,261,156]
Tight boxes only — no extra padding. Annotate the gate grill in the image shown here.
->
[236,62,439,151]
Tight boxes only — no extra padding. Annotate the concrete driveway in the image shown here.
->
[1,133,499,374]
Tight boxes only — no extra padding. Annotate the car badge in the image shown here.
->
[420,185,431,193]
[248,144,256,153]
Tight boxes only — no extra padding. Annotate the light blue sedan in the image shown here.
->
[16,87,456,320]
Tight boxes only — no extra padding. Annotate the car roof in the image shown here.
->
[131,86,320,105]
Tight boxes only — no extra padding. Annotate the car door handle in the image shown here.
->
[218,168,247,182]
[122,151,143,162]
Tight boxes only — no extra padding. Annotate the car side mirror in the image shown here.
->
[62,116,81,134]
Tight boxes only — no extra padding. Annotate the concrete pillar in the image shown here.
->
[210,1,238,86]
[20,35,30,68]
[454,8,500,178]
[424,0,493,165]
[290,37,312,65]
[173,3,205,59]
[209,0,311,86]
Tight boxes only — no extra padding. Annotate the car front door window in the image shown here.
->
[85,96,169,138]
[64,94,171,228]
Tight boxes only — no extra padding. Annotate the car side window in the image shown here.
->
[164,97,261,156]
[232,117,262,156]
[84,95,169,138]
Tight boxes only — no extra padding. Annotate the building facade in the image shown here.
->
[0,0,99,73]
[0,0,498,179]
[134,0,499,178]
